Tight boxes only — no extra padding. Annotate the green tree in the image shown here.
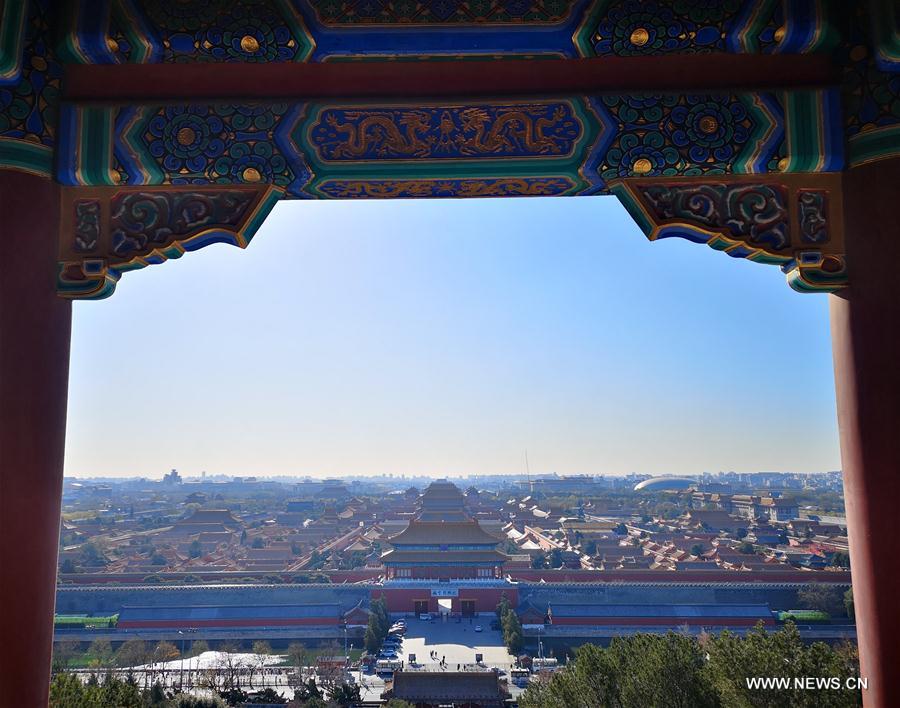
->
[331,682,362,706]
[531,553,546,569]
[243,687,287,704]
[49,672,143,708]
[831,552,851,569]
[608,633,714,708]
[60,558,78,573]
[365,596,390,653]
[188,540,203,558]
[704,622,861,708]
[502,610,524,654]
[549,548,564,568]
[172,695,227,708]
[251,537,265,549]
[690,543,704,557]
[79,542,107,568]
[844,587,855,620]
[797,584,843,616]
[190,639,210,657]
[520,625,863,708]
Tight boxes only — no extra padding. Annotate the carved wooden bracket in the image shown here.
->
[610,174,845,293]
[58,185,283,299]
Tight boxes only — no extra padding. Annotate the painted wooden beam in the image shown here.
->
[64,54,837,103]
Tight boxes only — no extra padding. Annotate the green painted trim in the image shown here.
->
[734,0,778,53]
[79,107,116,185]
[784,265,846,294]
[848,124,900,167]
[735,93,778,174]
[0,0,28,82]
[782,90,823,172]
[609,183,654,237]
[872,0,900,67]
[55,3,93,64]
[0,137,53,176]
[572,0,608,58]
[242,187,283,241]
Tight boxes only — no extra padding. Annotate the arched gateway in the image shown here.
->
[1,2,899,705]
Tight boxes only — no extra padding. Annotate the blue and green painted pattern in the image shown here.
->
[840,3,900,167]
[611,177,846,294]
[55,89,841,199]
[55,0,837,64]
[573,0,834,59]
[869,0,900,73]
[0,0,28,84]
[0,0,61,176]
[58,186,283,300]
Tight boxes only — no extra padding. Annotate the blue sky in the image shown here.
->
[64,196,840,479]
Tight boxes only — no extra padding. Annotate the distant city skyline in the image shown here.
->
[64,197,841,478]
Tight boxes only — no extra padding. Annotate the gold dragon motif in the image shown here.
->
[320,178,573,198]
[324,111,435,158]
[457,106,568,155]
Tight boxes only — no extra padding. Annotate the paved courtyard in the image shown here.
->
[395,616,515,670]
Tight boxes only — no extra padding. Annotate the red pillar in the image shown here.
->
[0,171,70,705]
[830,159,900,708]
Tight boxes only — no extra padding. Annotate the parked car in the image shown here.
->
[419,613,432,621]
[474,625,483,632]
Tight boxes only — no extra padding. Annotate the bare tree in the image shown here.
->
[250,641,272,689]
[88,639,113,672]
[287,642,312,682]
[316,641,349,698]
[218,641,246,692]
[153,640,180,685]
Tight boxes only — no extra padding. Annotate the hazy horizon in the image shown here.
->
[63,469,841,482]
[64,196,841,479]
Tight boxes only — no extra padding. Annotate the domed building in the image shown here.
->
[633,476,697,492]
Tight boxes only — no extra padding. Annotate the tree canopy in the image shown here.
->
[519,624,862,708]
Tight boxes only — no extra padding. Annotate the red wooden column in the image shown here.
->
[831,158,900,708]
[0,171,71,705]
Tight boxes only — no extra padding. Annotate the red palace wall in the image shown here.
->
[374,587,518,614]
[117,617,340,629]
[508,569,852,584]
[545,617,775,627]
